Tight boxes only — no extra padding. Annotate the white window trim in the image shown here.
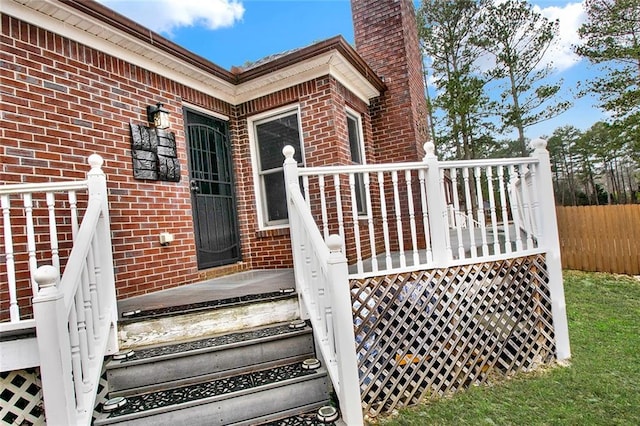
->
[248,104,305,230]
[346,107,370,219]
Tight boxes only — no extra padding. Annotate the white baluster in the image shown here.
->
[303,175,311,209]
[508,165,524,251]
[46,192,61,274]
[418,168,433,263]
[348,173,363,274]
[90,236,103,323]
[519,165,535,249]
[391,170,406,268]
[438,169,457,260]
[450,168,465,259]
[378,171,392,270]
[1,194,20,321]
[68,190,79,240]
[474,167,489,256]
[528,163,541,239]
[498,165,511,253]
[23,194,39,295]
[73,284,91,391]
[332,174,345,243]
[364,172,378,273]
[318,175,329,239]
[462,167,477,257]
[405,170,420,266]
[486,167,501,255]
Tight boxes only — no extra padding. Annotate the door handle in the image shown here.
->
[190,179,200,193]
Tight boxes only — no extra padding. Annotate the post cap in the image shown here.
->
[282,145,295,159]
[326,234,343,252]
[530,138,548,152]
[34,265,58,289]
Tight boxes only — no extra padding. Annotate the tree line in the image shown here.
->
[418,0,640,205]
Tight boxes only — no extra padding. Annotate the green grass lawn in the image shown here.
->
[376,271,640,425]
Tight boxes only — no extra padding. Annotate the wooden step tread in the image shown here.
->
[120,289,297,322]
[110,322,309,364]
[95,361,327,423]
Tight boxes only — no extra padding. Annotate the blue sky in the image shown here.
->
[100,0,607,140]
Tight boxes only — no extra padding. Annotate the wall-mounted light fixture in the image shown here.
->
[147,102,170,129]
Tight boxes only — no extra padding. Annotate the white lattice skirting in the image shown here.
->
[0,368,44,425]
[1,365,109,425]
[352,254,556,415]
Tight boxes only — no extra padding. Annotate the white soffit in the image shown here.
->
[235,51,380,105]
[4,0,380,106]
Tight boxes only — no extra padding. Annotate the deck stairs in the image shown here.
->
[92,270,340,426]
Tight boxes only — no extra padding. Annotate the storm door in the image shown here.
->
[185,109,240,269]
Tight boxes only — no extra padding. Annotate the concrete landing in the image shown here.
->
[117,269,295,317]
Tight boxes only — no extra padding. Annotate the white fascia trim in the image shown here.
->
[235,52,381,105]
[3,0,237,104]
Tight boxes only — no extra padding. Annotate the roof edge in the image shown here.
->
[59,0,236,83]
[236,36,386,92]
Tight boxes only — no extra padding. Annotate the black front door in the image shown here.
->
[184,109,240,269]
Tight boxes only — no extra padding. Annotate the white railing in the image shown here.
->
[283,138,570,421]
[438,157,541,262]
[1,155,118,425]
[1,180,87,326]
[283,146,364,426]
[293,142,546,279]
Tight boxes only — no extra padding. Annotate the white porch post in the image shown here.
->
[423,142,450,266]
[326,235,364,426]
[33,265,76,425]
[531,138,571,360]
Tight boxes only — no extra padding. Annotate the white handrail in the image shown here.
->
[29,154,118,425]
[283,146,364,426]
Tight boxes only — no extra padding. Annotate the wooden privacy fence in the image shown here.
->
[556,205,640,275]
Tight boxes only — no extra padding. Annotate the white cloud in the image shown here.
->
[533,1,587,72]
[99,0,245,34]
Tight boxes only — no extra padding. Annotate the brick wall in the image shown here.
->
[0,14,370,310]
[351,0,429,163]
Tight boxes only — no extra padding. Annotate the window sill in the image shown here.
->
[256,227,290,238]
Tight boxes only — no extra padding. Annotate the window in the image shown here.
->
[347,110,367,216]
[251,108,304,228]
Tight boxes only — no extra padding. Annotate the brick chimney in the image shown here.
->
[351,0,429,163]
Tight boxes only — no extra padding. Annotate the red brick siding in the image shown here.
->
[1,14,370,314]
[351,0,429,163]
[234,76,372,270]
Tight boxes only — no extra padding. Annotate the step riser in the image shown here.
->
[95,374,329,426]
[107,331,314,394]
[118,298,299,349]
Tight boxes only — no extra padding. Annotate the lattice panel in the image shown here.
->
[351,254,556,415]
[0,368,44,425]
[92,364,110,422]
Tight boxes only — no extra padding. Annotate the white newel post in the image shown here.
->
[87,154,119,355]
[327,235,364,426]
[33,265,77,425]
[423,142,450,266]
[530,138,571,360]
